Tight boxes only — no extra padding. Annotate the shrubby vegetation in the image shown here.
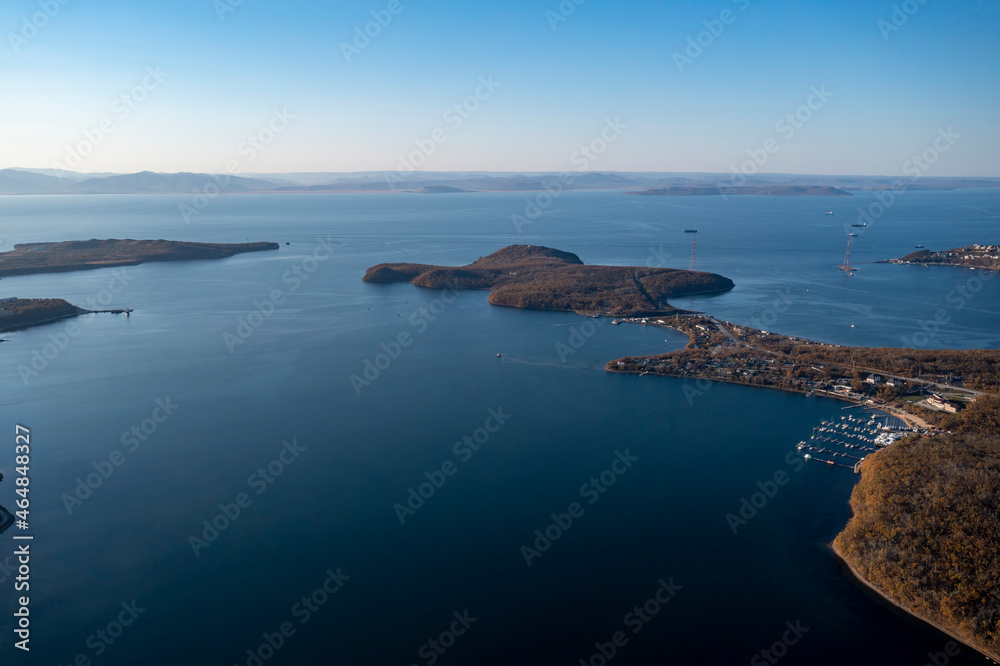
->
[790,346,1000,392]
[608,313,1000,658]
[835,434,1000,661]
[0,239,278,277]
[0,298,85,332]
[362,245,734,315]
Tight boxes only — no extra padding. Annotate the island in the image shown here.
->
[410,185,473,194]
[628,185,852,197]
[363,245,734,315]
[0,238,279,278]
[881,244,1000,270]
[0,298,90,332]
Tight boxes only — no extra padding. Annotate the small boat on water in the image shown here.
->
[848,233,858,237]
[684,229,697,233]
[915,244,924,248]
[824,211,834,215]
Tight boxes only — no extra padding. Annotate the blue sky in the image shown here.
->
[1,0,997,175]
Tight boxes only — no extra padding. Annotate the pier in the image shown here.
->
[89,308,133,316]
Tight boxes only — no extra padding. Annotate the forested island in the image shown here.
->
[628,185,852,197]
[0,298,89,332]
[0,238,279,278]
[363,245,734,315]
[883,244,1000,270]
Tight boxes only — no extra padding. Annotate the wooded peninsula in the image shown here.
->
[0,298,88,333]
[882,244,1000,270]
[606,313,999,660]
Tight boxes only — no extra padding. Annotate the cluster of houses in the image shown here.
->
[865,374,899,387]
[0,297,18,316]
[865,373,962,413]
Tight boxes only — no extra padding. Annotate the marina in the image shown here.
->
[798,414,916,473]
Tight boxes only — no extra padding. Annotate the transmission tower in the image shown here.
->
[690,236,696,271]
[839,235,855,274]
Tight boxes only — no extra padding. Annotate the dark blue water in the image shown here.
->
[0,190,997,664]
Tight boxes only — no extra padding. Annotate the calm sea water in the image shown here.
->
[0,190,997,665]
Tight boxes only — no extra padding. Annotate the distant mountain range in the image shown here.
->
[1,168,998,196]
[630,185,852,197]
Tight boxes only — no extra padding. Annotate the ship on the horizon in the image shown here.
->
[684,229,697,233]
[851,222,867,227]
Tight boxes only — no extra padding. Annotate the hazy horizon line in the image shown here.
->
[4,167,1000,180]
